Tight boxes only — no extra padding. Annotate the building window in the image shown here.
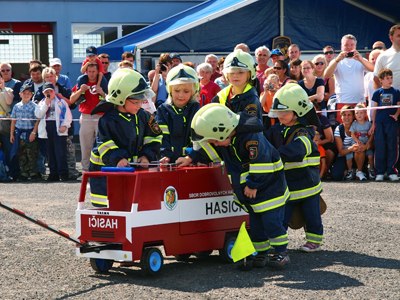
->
[48,34,53,60]
[72,23,148,62]
[0,34,53,63]
[0,35,33,63]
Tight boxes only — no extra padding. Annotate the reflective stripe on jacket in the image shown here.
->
[265,122,322,201]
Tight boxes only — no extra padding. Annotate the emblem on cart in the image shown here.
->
[164,186,178,211]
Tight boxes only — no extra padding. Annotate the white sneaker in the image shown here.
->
[375,175,384,181]
[356,171,367,181]
[389,174,399,181]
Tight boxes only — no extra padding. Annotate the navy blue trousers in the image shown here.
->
[283,194,323,237]
[249,205,287,253]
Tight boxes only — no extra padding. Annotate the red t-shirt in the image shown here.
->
[82,57,105,74]
[256,67,269,89]
[199,81,221,107]
[73,81,103,114]
[210,71,222,82]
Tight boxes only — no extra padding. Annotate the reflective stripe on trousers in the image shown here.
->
[269,234,288,246]
[253,240,270,252]
[90,193,109,207]
[306,232,323,244]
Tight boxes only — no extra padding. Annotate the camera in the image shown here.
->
[268,84,274,89]
[346,52,354,57]
[160,64,167,72]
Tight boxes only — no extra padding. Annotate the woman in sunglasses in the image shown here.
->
[273,60,290,88]
[312,55,335,106]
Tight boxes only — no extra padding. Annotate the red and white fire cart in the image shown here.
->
[76,164,249,275]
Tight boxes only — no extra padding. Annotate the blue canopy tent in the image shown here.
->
[98,0,400,71]
[98,0,277,70]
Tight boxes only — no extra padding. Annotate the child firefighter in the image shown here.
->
[265,83,324,252]
[177,103,290,269]
[89,69,162,207]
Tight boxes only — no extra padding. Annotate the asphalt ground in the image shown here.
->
[0,169,400,299]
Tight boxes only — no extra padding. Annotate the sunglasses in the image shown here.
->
[315,62,324,66]
[323,51,334,55]
[101,62,109,65]
[1,69,10,72]
[273,67,283,70]
[373,47,384,50]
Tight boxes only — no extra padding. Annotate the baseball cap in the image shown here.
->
[20,83,31,93]
[49,58,62,67]
[43,82,55,92]
[170,53,182,62]
[271,49,284,57]
[86,46,98,56]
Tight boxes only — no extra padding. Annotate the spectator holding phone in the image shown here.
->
[151,53,172,109]
[324,34,374,117]
[260,74,279,129]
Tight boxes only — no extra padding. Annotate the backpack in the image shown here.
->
[338,123,346,141]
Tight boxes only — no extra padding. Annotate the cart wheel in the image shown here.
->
[194,250,213,258]
[141,248,163,275]
[90,258,114,272]
[219,236,236,263]
[175,253,192,261]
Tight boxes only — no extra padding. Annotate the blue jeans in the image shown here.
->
[332,156,347,181]
[46,121,68,175]
[375,122,399,175]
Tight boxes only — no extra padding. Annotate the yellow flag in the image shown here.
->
[231,222,256,263]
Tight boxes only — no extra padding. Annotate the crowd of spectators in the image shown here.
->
[0,24,400,183]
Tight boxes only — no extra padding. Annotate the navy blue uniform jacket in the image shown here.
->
[211,84,262,121]
[265,120,322,201]
[155,101,200,163]
[190,113,289,214]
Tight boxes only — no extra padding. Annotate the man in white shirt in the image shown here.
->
[364,49,383,121]
[373,25,400,90]
[324,34,374,105]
